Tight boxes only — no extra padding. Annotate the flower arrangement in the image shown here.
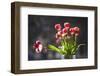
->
[33,22,85,59]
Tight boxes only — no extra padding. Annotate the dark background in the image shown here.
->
[28,15,88,61]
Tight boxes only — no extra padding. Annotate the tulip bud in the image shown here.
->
[69,28,75,35]
[74,27,80,32]
[64,22,70,29]
[74,27,80,36]
[55,24,61,31]
[62,28,67,33]
[56,31,62,39]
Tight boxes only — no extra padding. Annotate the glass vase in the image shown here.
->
[61,54,76,59]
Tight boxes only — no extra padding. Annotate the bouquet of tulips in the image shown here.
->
[33,22,85,58]
[48,22,85,58]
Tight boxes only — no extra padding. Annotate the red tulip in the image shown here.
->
[58,30,63,35]
[62,28,67,33]
[74,27,80,32]
[56,31,62,39]
[55,24,61,31]
[69,28,75,35]
[33,40,43,53]
[74,27,80,36]
[61,28,68,37]
[69,27,80,36]
[64,22,70,29]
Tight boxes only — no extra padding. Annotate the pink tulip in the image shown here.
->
[57,31,63,35]
[74,27,80,36]
[69,28,75,35]
[62,28,67,33]
[33,40,43,53]
[56,31,62,39]
[74,27,80,32]
[64,22,70,29]
[70,27,80,36]
[55,24,61,31]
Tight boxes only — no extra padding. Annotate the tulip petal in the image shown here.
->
[38,44,43,52]
[35,49,40,53]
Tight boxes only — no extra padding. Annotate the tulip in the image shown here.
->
[55,24,61,31]
[33,40,43,53]
[64,22,70,29]
[69,28,75,35]
[56,31,62,39]
[74,27,80,36]
[57,30,63,35]
[61,28,68,37]
[74,27,80,32]
[62,28,67,33]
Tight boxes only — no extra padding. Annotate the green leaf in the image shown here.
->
[72,44,85,54]
[76,44,85,51]
[48,45,64,55]
[71,45,77,54]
